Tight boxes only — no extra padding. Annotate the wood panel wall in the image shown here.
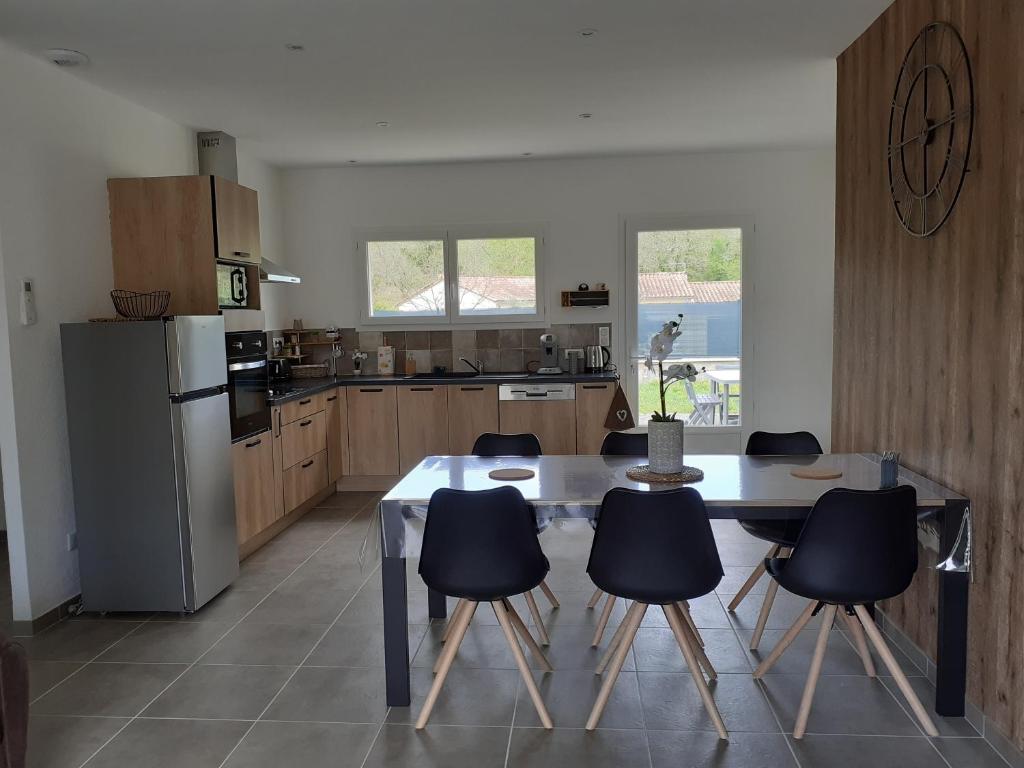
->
[833,0,1024,748]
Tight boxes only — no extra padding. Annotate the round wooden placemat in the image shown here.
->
[626,464,704,484]
[790,467,843,480]
[488,468,536,481]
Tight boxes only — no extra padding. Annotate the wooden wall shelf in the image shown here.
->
[561,289,610,308]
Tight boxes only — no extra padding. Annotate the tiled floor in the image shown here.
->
[22,492,1011,767]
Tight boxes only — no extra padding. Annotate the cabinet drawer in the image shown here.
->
[281,392,325,424]
[281,410,327,468]
[283,450,328,513]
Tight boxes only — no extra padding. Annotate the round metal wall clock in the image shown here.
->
[887,21,974,237]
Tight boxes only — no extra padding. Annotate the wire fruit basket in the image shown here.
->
[110,290,170,320]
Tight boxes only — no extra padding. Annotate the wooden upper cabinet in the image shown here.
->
[232,431,276,546]
[326,388,349,483]
[397,386,450,473]
[347,387,400,475]
[575,382,617,455]
[447,384,499,455]
[213,177,261,264]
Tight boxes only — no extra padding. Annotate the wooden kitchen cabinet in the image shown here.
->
[447,384,499,454]
[398,386,450,473]
[281,391,325,424]
[270,406,285,520]
[348,387,400,475]
[232,431,276,545]
[281,411,327,469]
[575,382,617,454]
[213,177,261,264]
[498,400,577,455]
[326,388,349,483]
[283,451,329,512]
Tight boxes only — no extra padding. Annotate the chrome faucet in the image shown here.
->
[459,357,483,374]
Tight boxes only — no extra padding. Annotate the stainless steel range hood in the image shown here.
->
[259,258,301,284]
[198,130,302,286]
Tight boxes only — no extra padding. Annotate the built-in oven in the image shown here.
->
[225,331,270,442]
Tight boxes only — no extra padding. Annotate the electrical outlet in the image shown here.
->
[66,531,78,551]
[598,326,610,346]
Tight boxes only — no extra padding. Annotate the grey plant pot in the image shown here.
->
[648,420,684,474]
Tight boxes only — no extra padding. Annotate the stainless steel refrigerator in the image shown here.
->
[61,316,239,613]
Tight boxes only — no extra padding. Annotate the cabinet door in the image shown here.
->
[232,431,276,545]
[213,176,261,264]
[271,406,285,521]
[498,400,577,455]
[347,387,400,475]
[575,382,617,454]
[447,384,499,455]
[281,410,327,469]
[326,388,349,483]
[398,386,449,473]
[283,451,328,513]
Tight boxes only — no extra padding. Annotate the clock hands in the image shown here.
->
[890,110,960,152]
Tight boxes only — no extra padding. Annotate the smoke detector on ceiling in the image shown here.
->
[43,49,90,67]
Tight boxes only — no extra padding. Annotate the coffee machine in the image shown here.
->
[537,333,563,374]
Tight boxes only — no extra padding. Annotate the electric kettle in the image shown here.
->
[583,345,611,373]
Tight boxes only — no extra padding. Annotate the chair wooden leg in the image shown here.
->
[586,602,646,730]
[587,587,604,609]
[664,602,729,740]
[493,600,553,729]
[669,603,716,680]
[440,598,467,644]
[417,600,476,728]
[678,601,705,647]
[503,598,553,672]
[524,591,551,646]
[839,608,876,677]
[591,593,616,647]
[749,578,779,651]
[539,580,560,609]
[727,543,779,611]
[793,603,837,739]
[595,601,641,675]
[753,600,817,678]
[853,605,939,737]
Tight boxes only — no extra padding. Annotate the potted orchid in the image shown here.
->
[645,314,704,474]
[351,349,368,375]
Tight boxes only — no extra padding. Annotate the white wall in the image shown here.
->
[281,149,836,451]
[0,40,283,620]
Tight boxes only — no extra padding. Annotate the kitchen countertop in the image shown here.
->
[266,371,618,405]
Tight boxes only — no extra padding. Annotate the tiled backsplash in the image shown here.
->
[289,324,611,375]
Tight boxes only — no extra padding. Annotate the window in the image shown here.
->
[358,225,545,326]
[625,217,748,429]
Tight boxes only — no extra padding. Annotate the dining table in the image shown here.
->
[376,453,971,717]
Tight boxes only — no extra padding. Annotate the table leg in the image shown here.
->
[428,588,448,620]
[935,500,969,716]
[711,380,721,424]
[383,555,411,706]
[723,383,731,424]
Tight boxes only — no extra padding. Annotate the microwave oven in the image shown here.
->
[217,263,248,309]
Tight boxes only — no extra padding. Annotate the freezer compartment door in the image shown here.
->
[166,315,227,394]
[171,391,239,610]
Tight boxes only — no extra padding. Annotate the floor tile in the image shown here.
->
[31,662,186,716]
[639,595,732,630]
[263,666,389,724]
[306,623,427,667]
[717,565,771,596]
[638,672,779,733]
[244,586,355,625]
[413,624,520,671]
[315,491,379,510]
[27,714,129,768]
[22,619,141,661]
[633,628,751,674]
[788,734,950,768]
[86,717,250,768]
[171,587,269,623]
[386,667,518,727]
[202,622,328,665]
[96,620,232,662]
[534,590,628,631]
[232,562,297,593]
[336,589,435,626]
[878,674,980,738]
[759,674,922,736]
[647,729,797,768]
[506,726,652,768]
[363,723,509,768]
[934,736,1016,768]
[280,560,380,592]
[27,660,82,700]
[515,669,645,729]
[723,590,824,632]
[740,627,887,677]
[224,721,380,768]
[143,664,294,719]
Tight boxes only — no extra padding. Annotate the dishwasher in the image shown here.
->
[498,383,577,455]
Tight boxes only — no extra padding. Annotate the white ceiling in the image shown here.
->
[0,0,891,166]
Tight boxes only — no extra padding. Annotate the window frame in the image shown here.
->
[355,223,547,329]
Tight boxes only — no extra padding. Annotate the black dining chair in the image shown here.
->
[599,431,648,456]
[752,486,938,739]
[585,487,728,739]
[417,486,554,729]
[731,430,823,651]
